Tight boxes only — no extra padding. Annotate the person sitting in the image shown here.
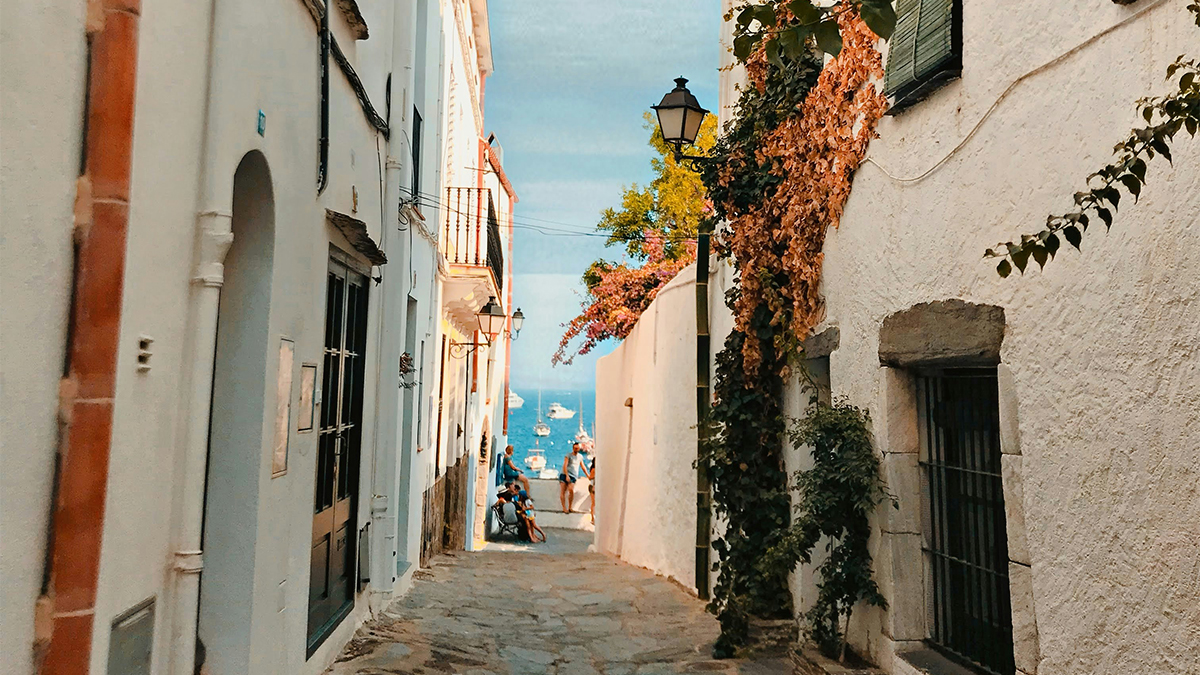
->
[492,482,527,540]
[493,481,518,509]
[518,490,547,543]
[501,445,532,492]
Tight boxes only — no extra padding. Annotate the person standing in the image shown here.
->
[587,455,597,523]
[559,443,583,513]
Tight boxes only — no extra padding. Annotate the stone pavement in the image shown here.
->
[328,529,794,675]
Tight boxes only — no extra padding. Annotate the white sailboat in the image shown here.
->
[533,390,550,437]
[575,394,592,447]
[524,439,547,473]
[547,401,575,420]
[509,391,524,409]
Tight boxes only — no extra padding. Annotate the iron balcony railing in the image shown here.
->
[443,187,504,293]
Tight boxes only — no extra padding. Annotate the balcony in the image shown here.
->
[441,187,505,331]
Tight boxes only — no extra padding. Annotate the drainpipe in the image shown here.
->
[163,0,234,670]
[316,0,330,193]
[370,0,417,604]
[40,2,141,672]
[695,225,712,600]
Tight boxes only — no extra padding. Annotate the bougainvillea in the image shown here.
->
[710,15,888,374]
[552,234,696,365]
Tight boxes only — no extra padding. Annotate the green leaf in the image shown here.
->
[1101,187,1121,209]
[1129,158,1147,183]
[733,34,757,60]
[1011,247,1031,273]
[1064,225,1082,250]
[765,38,784,69]
[788,0,824,24]
[1032,245,1048,269]
[753,4,778,27]
[814,20,842,57]
[737,6,757,28]
[1120,174,1142,200]
[1150,137,1172,163]
[1044,232,1061,257]
[996,259,1012,278]
[859,0,898,39]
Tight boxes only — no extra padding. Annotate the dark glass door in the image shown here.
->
[308,257,368,654]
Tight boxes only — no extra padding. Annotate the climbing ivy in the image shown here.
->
[700,10,891,659]
[986,2,1200,276]
[762,400,894,660]
[705,303,792,657]
[727,0,897,62]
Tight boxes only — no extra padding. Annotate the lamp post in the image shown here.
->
[653,77,713,601]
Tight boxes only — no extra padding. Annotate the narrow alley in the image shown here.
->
[327,530,792,675]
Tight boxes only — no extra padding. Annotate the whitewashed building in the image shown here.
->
[0,0,514,673]
[595,2,1199,675]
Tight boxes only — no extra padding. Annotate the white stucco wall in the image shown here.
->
[601,1,1199,673]
[0,0,87,670]
[594,267,702,589]
[821,2,1200,671]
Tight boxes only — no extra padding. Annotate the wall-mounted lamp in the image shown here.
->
[652,77,711,165]
[449,297,517,358]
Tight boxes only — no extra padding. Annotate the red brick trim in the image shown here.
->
[42,1,140,672]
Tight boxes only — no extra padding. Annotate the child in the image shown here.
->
[519,490,547,543]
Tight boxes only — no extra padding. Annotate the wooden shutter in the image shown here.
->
[884,0,962,110]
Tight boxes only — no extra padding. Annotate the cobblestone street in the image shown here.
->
[327,530,793,675]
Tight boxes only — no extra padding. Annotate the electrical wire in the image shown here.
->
[410,189,701,242]
[864,0,1173,184]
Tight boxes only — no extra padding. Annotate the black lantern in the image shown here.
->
[511,307,525,337]
[476,296,506,342]
[652,77,709,153]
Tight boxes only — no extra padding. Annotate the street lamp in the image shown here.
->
[476,296,506,342]
[510,307,525,339]
[652,77,710,162]
[653,76,714,601]
[450,296,509,358]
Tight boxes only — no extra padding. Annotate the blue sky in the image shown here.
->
[485,0,720,389]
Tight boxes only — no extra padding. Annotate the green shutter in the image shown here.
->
[884,0,961,108]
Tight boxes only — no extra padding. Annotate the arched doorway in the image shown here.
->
[198,150,275,674]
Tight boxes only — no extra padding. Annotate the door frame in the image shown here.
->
[306,249,370,657]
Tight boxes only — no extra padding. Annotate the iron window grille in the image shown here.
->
[917,368,1015,675]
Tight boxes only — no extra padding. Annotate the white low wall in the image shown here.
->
[593,267,701,590]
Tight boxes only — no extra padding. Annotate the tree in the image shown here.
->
[553,235,696,365]
[594,112,717,263]
[553,113,715,365]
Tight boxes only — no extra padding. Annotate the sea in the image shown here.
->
[506,388,596,477]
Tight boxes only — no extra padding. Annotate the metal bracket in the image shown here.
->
[172,550,204,575]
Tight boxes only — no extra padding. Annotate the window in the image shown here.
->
[917,369,1015,675]
[885,0,962,111]
[411,107,423,200]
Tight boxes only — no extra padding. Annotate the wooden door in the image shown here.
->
[308,258,368,653]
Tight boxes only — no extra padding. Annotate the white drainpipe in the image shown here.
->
[165,0,237,669]
[368,0,418,608]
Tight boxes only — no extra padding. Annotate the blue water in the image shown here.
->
[506,388,596,476]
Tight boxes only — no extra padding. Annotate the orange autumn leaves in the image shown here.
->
[717,15,887,374]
